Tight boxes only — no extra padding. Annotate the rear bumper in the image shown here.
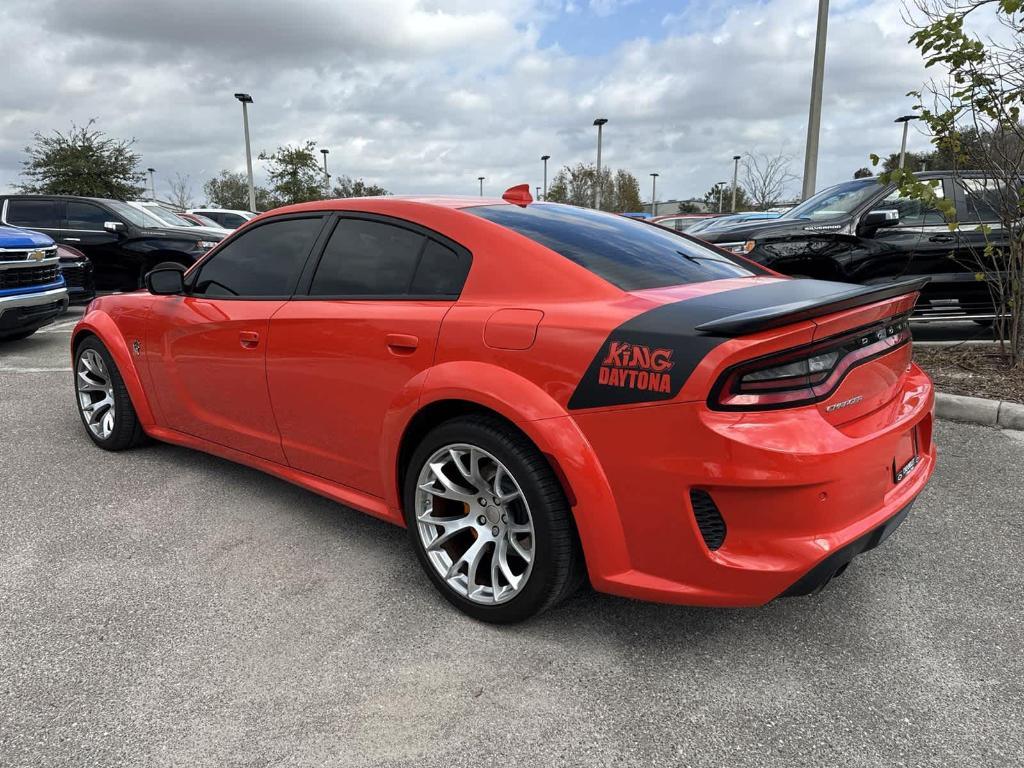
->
[568,363,936,606]
[780,499,914,597]
[0,285,70,337]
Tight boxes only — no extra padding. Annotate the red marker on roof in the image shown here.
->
[501,184,533,207]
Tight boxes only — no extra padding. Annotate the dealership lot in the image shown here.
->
[1,308,1021,767]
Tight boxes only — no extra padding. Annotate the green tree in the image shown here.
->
[258,140,325,205]
[545,163,641,211]
[676,201,702,214]
[853,167,874,178]
[702,182,750,213]
[18,120,145,198]
[611,169,642,212]
[332,176,391,198]
[202,170,274,210]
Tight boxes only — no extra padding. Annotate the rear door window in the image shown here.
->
[192,216,323,298]
[6,199,62,229]
[467,204,761,290]
[309,217,470,298]
[958,179,1005,222]
[67,201,111,230]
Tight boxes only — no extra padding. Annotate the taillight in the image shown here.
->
[710,315,911,410]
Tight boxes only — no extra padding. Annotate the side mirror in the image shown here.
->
[145,266,185,296]
[862,209,900,229]
[103,221,126,234]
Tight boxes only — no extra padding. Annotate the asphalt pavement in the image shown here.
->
[1,307,1022,767]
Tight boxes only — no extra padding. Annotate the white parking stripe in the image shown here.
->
[0,366,72,373]
[37,319,81,333]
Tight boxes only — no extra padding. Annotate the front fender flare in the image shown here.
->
[71,312,156,427]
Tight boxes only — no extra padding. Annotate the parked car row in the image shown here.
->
[658,171,1009,323]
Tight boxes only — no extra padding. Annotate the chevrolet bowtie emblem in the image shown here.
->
[28,250,46,261]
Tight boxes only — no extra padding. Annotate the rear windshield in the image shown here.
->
[467,203,761,290]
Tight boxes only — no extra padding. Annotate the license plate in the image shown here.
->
[893,428,920,485]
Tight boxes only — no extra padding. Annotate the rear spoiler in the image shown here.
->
[695,277,929,336]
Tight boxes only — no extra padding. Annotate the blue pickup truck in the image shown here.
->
[0,225,70,341]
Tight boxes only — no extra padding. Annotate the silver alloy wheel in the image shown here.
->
[76,349,116,440]
[415,444,536,605]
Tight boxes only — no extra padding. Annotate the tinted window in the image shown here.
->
[311,218,426,296]
[67,201,110,230]
[410,239,471,296]
[783,179,880,221]
[193,217,322,297]
[467,204,760,291]
[958,179,1004,222]
[6,199,60,228]
[875,184,946,226]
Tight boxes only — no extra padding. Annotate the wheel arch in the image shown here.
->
[385,362,631,585]
[71,315,156,427]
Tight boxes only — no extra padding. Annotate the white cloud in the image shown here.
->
[0,0,939,204]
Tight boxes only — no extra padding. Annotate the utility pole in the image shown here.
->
[801,0,829,200]
[895,115,920,170]
[541,155,550,200]
[478,176,485,196]
[731,156,741,213]
[650,172,659,215]
[593,118,608,209]
[717,181,728,213]
[234,93,256,211]
[320,148,330,197]
[146,168,156,200]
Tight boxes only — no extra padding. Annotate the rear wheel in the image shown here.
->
[403,415,584,623]
[74,337,147,450]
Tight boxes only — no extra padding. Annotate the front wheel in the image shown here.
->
[403,415,584,623]
[74,337,147,450]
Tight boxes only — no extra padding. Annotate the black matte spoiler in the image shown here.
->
[694,277,929,336]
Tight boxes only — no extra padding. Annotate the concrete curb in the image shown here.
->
[935,392,1024,431]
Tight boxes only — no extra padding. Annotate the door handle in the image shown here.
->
[386,333,419,353]
[929,234,955,243]
[239,330,260,349]
[63,237,81,242]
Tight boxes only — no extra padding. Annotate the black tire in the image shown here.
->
[403,414,585,623]
[74,336,147,451]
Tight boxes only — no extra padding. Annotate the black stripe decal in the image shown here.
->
[567,279,896,410]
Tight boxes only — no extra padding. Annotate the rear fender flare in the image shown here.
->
[383,361,631,583]
[71,312,156,427]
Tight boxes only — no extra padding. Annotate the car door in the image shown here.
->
[853,182,954,282]
[267,214,471,497]
[146,214,327,462]
[62,199,138,290]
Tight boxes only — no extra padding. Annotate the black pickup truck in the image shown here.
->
[699,171,1008,322]
[0,195,225,292]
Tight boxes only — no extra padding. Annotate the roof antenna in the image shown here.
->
[501,184,533,207]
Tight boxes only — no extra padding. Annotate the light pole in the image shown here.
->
[895,115,920,170]
[650,172,659,215]
[731,155,741,213]
[320,148,330,197]
[146,168,156,200]
[541,155,550,200]
[593,118,607,209]
[717,181,729,213]
[536,186,541,201]
[801,0,829,200]
[234,93,256,212]
[478,176,485,196]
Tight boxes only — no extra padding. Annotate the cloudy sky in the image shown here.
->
[0,0,938,205]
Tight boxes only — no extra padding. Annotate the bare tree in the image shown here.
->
[742,152,797,210]
[893,0,1024,364]
[167,173,194,209]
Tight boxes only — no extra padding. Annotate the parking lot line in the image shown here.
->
[37,319,81,333]
[0,366,72,373]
